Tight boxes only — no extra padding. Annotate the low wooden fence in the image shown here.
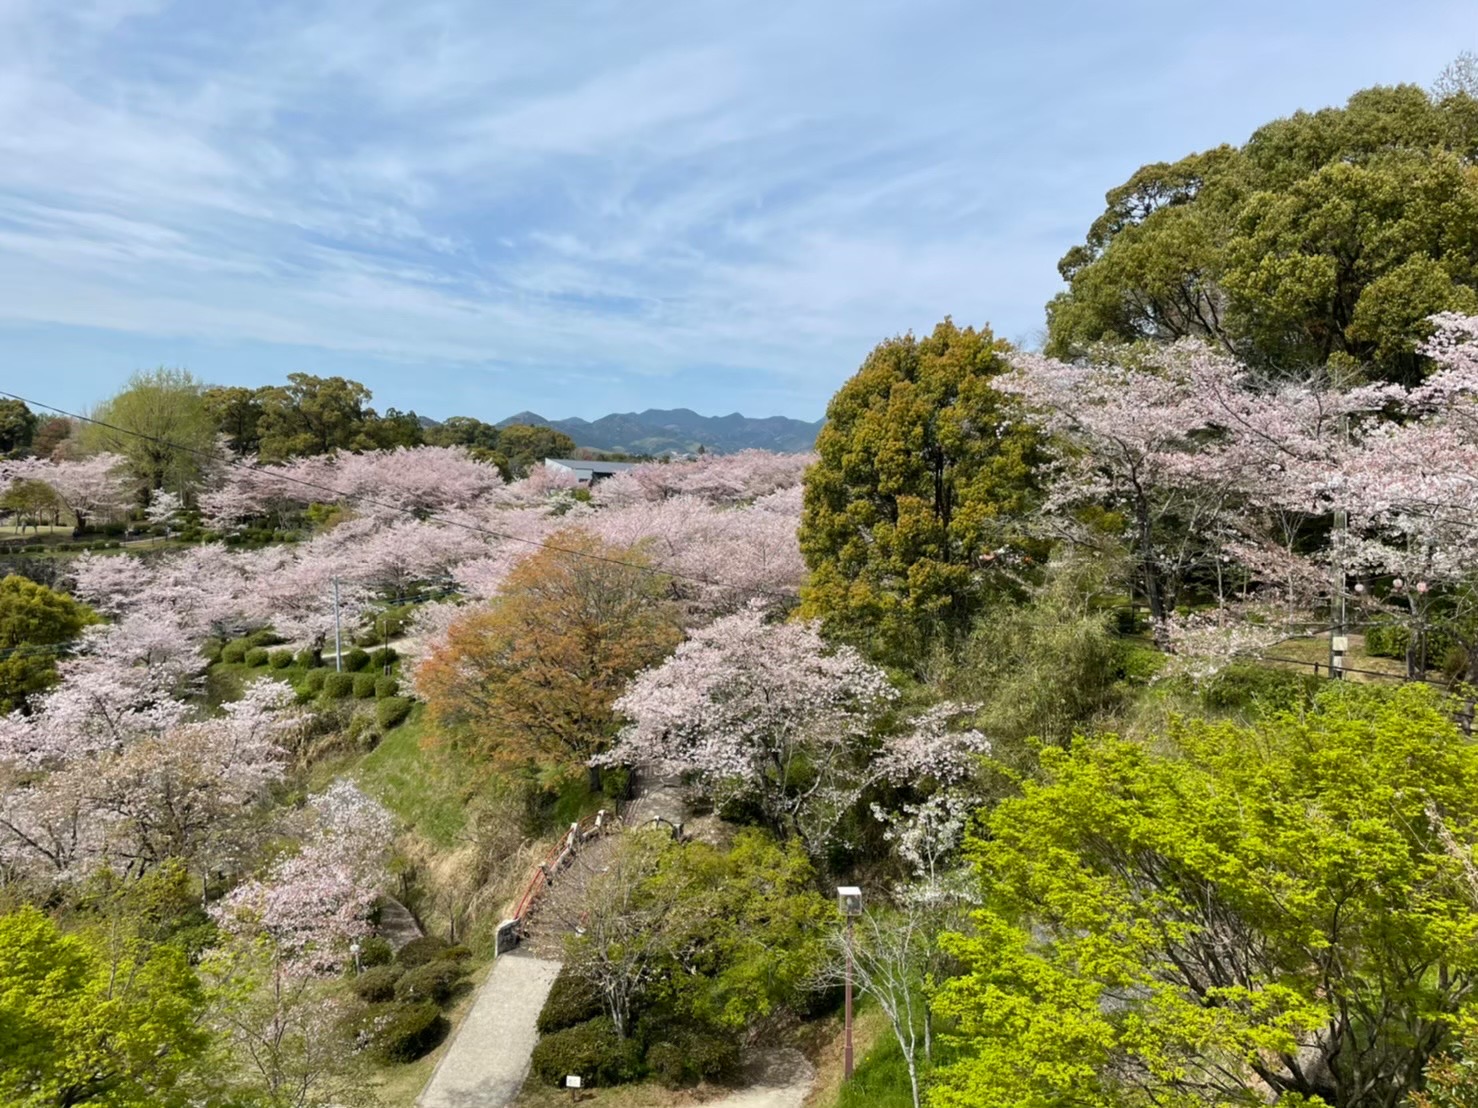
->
[495,808,617,956]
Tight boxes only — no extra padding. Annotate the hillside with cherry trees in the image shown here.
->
[8,65,1478,1108]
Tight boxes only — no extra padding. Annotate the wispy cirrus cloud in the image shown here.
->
[0,0,1472,419]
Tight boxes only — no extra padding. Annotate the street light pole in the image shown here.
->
[837,885,862,1081]
[844,913,855,1079]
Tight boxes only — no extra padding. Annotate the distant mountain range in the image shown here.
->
[494,408,823,455]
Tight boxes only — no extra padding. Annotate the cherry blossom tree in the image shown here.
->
[211,781,395,974]
[603,602,897,853]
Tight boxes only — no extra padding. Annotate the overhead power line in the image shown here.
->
[0,390,803,604]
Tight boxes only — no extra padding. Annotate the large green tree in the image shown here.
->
[0,905,210,1107]
[0,574,96,713]
[80,368,215,497]
[799,319,1041,665]
[932,684,1478,1108]
[202,385,265,456]
[0,399,37,457]
[1048,83,1478,383]
[495,423,578,479]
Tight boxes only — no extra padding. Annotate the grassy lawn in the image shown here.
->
[355,706,470,847]
[1260,632,1407,683]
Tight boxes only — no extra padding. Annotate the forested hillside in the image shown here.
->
[5,63,1478,1108]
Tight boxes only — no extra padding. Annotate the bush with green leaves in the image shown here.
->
[220,640,248,664]
[294,648,318,669]
[342,647,370,672]
[268,648,294,670]
[537,966,604,1034]
[200,639,224,664]
[377,696,414,730]
[374,676,399,699]
[358,936,394,967]
[643,1025,741,1088]
[244,647,270,667]
[364,1001,448,1064]
[346,713,381,750]
[1199,662,1318,715]
[530,1018,645,1087]
[351,965,404,1003]
[394,961,464,1006]
[369,646,398,670]
[322,672,355,699]
[350,672,376,698]
[245,628,282,648]
[395,935,451,969]
[301,668,329,692]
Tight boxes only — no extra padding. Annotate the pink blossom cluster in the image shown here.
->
[210,781,396,973]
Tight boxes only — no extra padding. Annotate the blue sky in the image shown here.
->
[0,0,1472,423]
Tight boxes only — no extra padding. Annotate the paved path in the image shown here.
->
[417,951,561,1108]
[705,1049,815,1108]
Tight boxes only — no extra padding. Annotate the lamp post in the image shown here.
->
[349,941,362,975]
[837,886,863,1079]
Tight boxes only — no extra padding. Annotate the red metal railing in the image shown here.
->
[505,808,617,942]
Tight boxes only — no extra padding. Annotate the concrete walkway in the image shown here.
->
[418,951,561,1108]
[706,1049,815,1108]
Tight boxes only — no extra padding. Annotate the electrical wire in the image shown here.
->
[0,389,803,603]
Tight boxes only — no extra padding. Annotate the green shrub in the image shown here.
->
[538,966,604,1034]
[352,965,404,1003]
[347,713,381,750]
[1115,643,1165,685]
[644,1027,741,1088]
[294,648,318,669]
[438,945,472,964]
[366,1001,448,1064]
[323,672,355,699]
[342,647,370,673]
[374,676,399,698]
[245,648,270,667]
[221,640,248,664]
[353,673,378,699]
[600,765,633,802]
[369,646,398,670]
[200,639,224,664]
[245,628,282,648]
[530,1017,645,1087]
[1365,622,1456,664]
[395,936,450,968]
[301,668,329,692]
[377,697,414,730]
[1200,663,1318,714]
[269,648,294,669]
[394,961,464,1006]
[359,936,395,967]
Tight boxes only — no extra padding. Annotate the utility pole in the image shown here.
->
[333,577,343,673]
[1328,410,1349,680]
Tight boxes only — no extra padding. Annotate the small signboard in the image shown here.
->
[1332,635,1350,653]
[564,1075,583,1088]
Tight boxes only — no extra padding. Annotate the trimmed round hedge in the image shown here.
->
[537,966,603,1034]
[342,647,371,673]
[366,1001,448,1063]
[301,668,329,692]
[269,648,294,669]
[352,673,378,699]
[394,960,464,1005]
[375,676,399,698]
[220,640,248,664]
[351,964,403,1003]
[395,936,451,968]
[245,647,270,667]
[530,1017,644,1087]
[377,697,414,730]
[323,672,355,699]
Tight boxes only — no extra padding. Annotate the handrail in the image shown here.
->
[500,807,617,952]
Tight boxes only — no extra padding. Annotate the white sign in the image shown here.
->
[1332,636,1350,653]
[564,1075,583,1089]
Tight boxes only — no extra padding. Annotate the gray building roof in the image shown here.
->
[543,457,641,482]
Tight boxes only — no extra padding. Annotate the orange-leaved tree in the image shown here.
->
[417,531,682,782]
